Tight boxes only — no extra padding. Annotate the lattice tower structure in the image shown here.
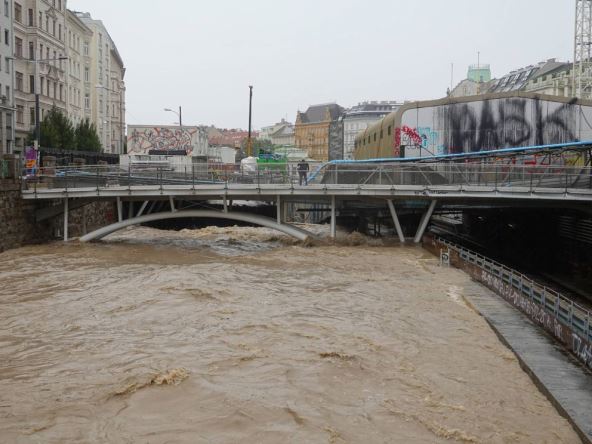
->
[574,0,592,98]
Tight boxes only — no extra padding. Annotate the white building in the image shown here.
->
[259,118,295,147]
[75,11,125,153]
[0,0,14,154]
[14,0,68,151]
[64,9,91,128]
[342,101,401,159]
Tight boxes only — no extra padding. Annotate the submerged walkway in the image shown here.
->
[463,283,592,443]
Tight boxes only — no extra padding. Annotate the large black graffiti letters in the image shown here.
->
[438,98,577,154]
[476,100,500,150]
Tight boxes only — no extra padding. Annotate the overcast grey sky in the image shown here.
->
[68,0,573,130]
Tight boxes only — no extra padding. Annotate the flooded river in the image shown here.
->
[0,226,580,443]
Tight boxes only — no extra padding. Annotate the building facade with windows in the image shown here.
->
[14,0,68,150]
[75,11,125,154]
[0,0,14,154]
[64,9,90,128]
[295,103,344,161]
[342,101,401,160]
[108,45,125,153]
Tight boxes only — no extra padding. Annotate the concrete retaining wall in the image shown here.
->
[0,178,116,253]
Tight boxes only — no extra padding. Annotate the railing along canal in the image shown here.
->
[429,236,592,369]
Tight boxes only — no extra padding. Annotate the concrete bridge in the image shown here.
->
[20,159,592,244]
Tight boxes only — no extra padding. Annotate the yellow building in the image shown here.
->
[295,103,343,161]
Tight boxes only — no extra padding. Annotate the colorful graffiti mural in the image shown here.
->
[127,126,205,155]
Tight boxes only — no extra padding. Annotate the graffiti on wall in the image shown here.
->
[128,127,200,155]
[397,97,592,157]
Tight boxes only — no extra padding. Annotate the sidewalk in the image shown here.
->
[463,281,592,444]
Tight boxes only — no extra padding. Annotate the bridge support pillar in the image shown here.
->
[63,198,69,242]
[387,200,405,243]
[276,195,282,224]
[330,195,336,238]
[414,200,437,244]
[136,201,149,218]
[169,196,176,212]
[223,196,228,213]
[116,197,123,222]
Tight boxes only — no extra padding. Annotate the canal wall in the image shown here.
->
[423,235,592,371]
[0,179,116,253]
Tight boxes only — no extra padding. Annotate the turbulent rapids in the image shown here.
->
[0,226,580,443]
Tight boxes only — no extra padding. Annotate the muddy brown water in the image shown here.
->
[0,226,581,443]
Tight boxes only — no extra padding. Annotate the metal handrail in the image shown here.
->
[436,237,591,342]
[20,163,592,191]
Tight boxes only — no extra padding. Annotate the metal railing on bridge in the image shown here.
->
[21,162,592,194]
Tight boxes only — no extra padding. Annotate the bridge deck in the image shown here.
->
[21,183,592,202]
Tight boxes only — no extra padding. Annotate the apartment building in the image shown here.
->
[64,9,90,128]
[75,11,125,154]
[13,0,67,150]
[0,0,13,154]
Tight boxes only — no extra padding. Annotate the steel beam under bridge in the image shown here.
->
[79,210,313,243]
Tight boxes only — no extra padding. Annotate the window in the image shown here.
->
[58,0,61,10]
[14,37,22,58]
[83,41,89,56]
[14,2,21,23]
[15,72,23,91]
[28,41,33,60]
[38,12,41,28]
[4,0,8,17]
[58,24,61,41]
[84,66,89,82]
[28,8,33,26]
[380,129,383,139]
[30,107,35,125]
[373,133,377,142]
[4,29,8,45]
[6,85,10,99]
[45,15,48,32]
[388,125,392,136]
[52,20,55,36]
[4,57,8,73]
[59,84,63,101]
[16,105,24,124]
[29,75,34,93]
[52,82,56,98]
[40,77,44,95]
[84,92,90,109]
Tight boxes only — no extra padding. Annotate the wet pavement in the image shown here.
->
[463,283,592,443]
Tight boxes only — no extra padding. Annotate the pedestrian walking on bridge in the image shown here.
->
[297,159,309,186]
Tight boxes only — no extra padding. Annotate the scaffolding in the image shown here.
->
[574,0,592,98]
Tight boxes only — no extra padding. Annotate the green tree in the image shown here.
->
[38,107,76,149]
[75,118,102,152]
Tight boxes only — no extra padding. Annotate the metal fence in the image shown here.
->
[21,162,592,193]
[437,237,591,344]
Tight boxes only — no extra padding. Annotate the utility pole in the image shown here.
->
[247,85,253,157]
[179,105,183,129]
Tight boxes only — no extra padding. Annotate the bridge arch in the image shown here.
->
[79,210,313,243]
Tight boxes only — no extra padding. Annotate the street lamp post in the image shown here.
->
[164,106,182,129]
[33,57,68,149]
[15,56,69,149]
